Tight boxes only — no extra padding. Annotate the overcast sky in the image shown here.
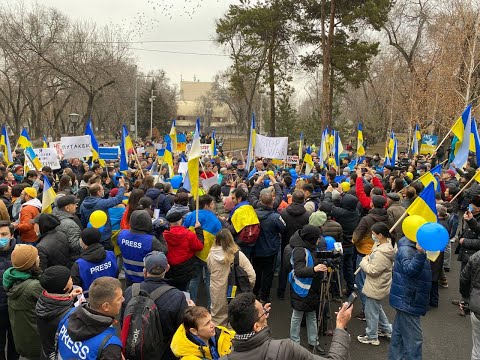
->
[28,0,234,86]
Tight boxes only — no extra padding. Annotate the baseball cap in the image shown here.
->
[144,251,168,275]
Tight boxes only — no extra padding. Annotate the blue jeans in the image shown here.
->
[389,310,423,360]
[342,246,355,296]
[355,253,366,307]
[188,262,211,309]
[364,297,392,339]
[290,309,318,346]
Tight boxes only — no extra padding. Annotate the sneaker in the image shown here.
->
[357,335,380,345]
[377,330,392,339]
[444,267,450,272]
[308,343,326,355]
[452,299,461,306]
[439,278,449,288]
[355,311,366,321]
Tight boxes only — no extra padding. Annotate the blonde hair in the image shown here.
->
[214,229,239,264]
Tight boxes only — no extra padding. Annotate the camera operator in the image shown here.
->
[288,225,328,354]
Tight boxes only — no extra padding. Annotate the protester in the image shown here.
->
[120,188,144,229]
[53,195,82,258]
[13,187,41,243]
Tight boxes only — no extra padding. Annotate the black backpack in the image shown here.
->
[120,283,174,360]
[227,251,251,301]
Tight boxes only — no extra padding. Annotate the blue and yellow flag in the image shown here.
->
[16,128,32,149]
[184,209,222,262]
[298,132,304,160]
[304,146,314,175]
[42,177,56,214]
[406,182,437,223]
[411,124,421,156]
[210,129,217,156]
[418,164,442,192]
[0,126,13,166]
[169,119,177,153]
[122,125,134,154]
[42,135,48,149]
[164,140,174,176]
[357,123,365,157]
[319,129,328,168]
[451,105,472,169]
[177,133,187,152]
[119,125,129,172]
[24,146,43,171]
[387,131,395,160]
[85,119,106,167]
[471,117,480,169]
[246,113,256,172]
[184,119,201,199]
[333,130,343,169]
[229,201,259,233]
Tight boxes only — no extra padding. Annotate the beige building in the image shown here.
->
[176,81,238,134]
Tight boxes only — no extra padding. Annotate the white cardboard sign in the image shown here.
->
[60,136,92,159]
[254,134,288,160]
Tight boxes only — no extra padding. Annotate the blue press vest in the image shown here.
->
[117,230,153,283]
[76,251,118,297]
[56,308,122,360]
[288,248,314,298]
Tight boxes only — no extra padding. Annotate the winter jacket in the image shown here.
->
[79,186,125,245]
[147,188,174,217]
[322,219,343,243]
[321,193,360,247]
[386,202,405,244]
[304,192,322,214]
[35,291,75,360]
[36,214,73,270]
[0,238,15,312]
[389,237,432,316]
[248,183,283,210]
[52,207,82,258]
[166,203,191,220]
[121,277,188,360]
[3,268,43,359]
[288,231,323,312]
[214,200,227,218]
[71,243,120,287]
[17,198,42,243]
[280,202,310,247]
[254,205,286,257]
[356,176,386,211]
[458,215,480,264]
[207,246,255,327]
[0,199,9,221]
[59,303,122,360]
[359,241,395,300]
[170,324,234,359]
[225,327,350,360]
[460,250,480,315]
[352,208,388,255]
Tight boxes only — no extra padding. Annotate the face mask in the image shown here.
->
[372,234,380,243]
[13,174,23,182]
[0,238,9,248]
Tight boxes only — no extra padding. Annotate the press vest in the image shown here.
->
[56,308,122,360]
[117,230,153,283]
[288,248,314,298]
[76,251,118,297]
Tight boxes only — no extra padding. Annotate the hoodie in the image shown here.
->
[280,202,310,247]
[254,205,286,257]
[35,291,74,360]
[17,197,42,243]
[359,241,395,300]
[37,214,73,270]
[352,208,388,255]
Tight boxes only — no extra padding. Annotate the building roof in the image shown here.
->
[180,81,214,101]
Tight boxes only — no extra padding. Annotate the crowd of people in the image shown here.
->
[0,139,478,360]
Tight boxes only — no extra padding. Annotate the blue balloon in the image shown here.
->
[324,236,336,251]
[417,222,449,252]
[170,175,183,189]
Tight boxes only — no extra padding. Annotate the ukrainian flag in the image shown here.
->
[122,125,134,153]
[304,146,314,175]
[319,129,328,168]
[42,135,48,149]
[387,131,395,160]
[164,140,174,176]
[298,132,304,160]
[392,139,398,165]
[411,124,421,156]
[119,125,129,172]
[210,129,217,156]
[405,182,437,223]
[418,164,442,192]
[169,119,177,153]
[0,126,13,166]
[85,119,105,167]
[333,130,343,170]
[229,200,259,233]
[184,209,222,262]
[473,169,480,184]
[16,128,32,149]
[357,123,365,157]
[471,117,480,168]
[42,177,56,214]
[24,146,42,171]
[186,118,201,199]
[451,105,472,169]
[246,113,256,172]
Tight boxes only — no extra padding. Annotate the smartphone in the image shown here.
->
[469,204,474,212]
[183,291,191,302]
[347,292,358,309]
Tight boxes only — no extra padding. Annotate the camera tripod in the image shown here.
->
[312,265,343,355]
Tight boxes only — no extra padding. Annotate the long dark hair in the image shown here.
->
[126,189,144,223]
[208,184,222,203]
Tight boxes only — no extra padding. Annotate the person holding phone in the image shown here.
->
[357,222,394,346]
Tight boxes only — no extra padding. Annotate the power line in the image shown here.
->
[53,39,214,44]
[130,47,228,57]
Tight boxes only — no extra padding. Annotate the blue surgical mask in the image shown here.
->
[0,238,10,248]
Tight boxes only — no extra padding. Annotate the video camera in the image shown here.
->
[315,250,342,268]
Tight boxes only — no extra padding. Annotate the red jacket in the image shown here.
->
[356,176,386,210]
[163,225,204,266]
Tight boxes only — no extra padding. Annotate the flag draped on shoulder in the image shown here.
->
[405,182,437,223]
[304,146,314,175]
[185,118,201,199]
[357,123,365,157]
[42,177,56,214]
[85,119,105,167]
[451,104,472,169]
[183,209,222,262]
[0,126,12,165]
[229,201,259,233]
[16,128,32,149]
[246,113,256,172]
[169,119,177,153]
[411,124,421,156]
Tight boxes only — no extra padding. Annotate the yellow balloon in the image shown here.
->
[90,210,107,228]
[406,172,413,180]
[401,215,427,243]
[267,170,274,176]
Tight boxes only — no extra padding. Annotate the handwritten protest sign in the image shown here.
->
[254,134,288,160]
[60,136,92,159]
[286,155,299,164]
[50,141,64,158]
[33,148,60,170]
[200,144,211,156]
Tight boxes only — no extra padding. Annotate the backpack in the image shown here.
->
[237,224,260,245]
[227,251,252,301]
[120,283,174,360]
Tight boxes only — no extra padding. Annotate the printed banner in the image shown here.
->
[254,134,288,160]
[99,147,119,160]
[60,135,92,159]
[420,134,438,155]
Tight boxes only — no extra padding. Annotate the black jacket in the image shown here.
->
[35,291,75,360]
[458,215,480,264]
[460,250,480,315]
[64,303,121,360]
[321,193,360,247]
[249,183,283,210]
[0,238,15,311]
[280,203,310,247]
[37,214,73,270]
[254,205,286,257]
[121,277,188,360]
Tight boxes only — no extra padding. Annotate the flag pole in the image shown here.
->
[449,171,478,203]
[389,212,408,234]
[435,127,453,152]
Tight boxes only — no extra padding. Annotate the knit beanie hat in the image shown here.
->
[23,187,37,199]
[309,211,327,227]
[11,244,38,271]
[300,225,322,246]
[40,265,71,294]
[81,227,101,246]
[372,195,387,209]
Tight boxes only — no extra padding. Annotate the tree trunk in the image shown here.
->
[320,0,329,129]
[268,45,276,136]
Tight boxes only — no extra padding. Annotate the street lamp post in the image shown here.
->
[68,113,80,136]
[149,89,156,139]
[134,73,154,140]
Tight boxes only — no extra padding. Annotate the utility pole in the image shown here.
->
[134,66,138,141]
[149,88,156,139]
